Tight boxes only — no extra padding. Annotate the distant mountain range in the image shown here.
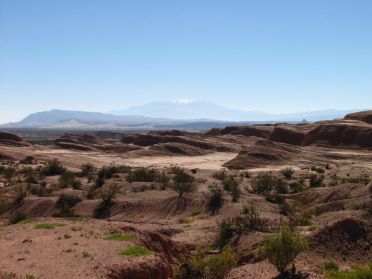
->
[0,101,364,130]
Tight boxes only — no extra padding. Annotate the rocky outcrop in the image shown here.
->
[0,131,28,147]
[302,122,372,147]
[208,125,273,138]
[223,140,298,169]
[269,126,305,145]
[345,110,372,124]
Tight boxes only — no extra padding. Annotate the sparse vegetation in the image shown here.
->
[118,246,153,256]
[213,169,227,181]
[104,233,136,241]
[259,226,307,274]
[126,167,160,182]
[251,173,276,194]
[35,223,65,229]
[325,263,372,279]
[8,212,29,225]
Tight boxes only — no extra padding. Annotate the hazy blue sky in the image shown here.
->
[1,0,371,123]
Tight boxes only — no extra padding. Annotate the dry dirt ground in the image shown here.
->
[1,113,372,279]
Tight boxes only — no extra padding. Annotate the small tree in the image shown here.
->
[207,184,224,214]
[94,183,119,219]
[172,168,195,198]
[259,226,307,274]
[41,159,66,176]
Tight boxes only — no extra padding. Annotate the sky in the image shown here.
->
[1,0,372,123]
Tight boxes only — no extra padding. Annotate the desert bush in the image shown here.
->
[207,184,224,214]
[259,226,307,273]
[217,204,268,247]
[94,183,119,219]
[281,168,294,179]
[251,173,276,194]
[323,261,339,272]
[126,167,160,182]
[58,171,81,189]
[80,163,95,182]
[309,174,324,188]
[213,169,227,181]
[172,168,195,197]
[223,175,238,192]
[97,164,119,179]
[3,167,15,183]
[289,181,306,193]
[13,184,27,204]
[158,170,170,190]
[311,166,325,174]
[0,200,10,214]
[27,182,50,197]
[275,178,289,194]
[8,212,29,225]
[175,245,237,279]
[40,159,66,176]
[55,194,82,217]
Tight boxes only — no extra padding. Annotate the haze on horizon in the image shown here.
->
[1,0,372,123]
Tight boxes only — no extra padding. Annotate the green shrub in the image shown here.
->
[259,226,307,273]
[3,167,15,183]
[40,159,66,176]
[80,163,95,182]
[158,170,170,190]
[13,184,27,205]
[311,166,325,174]
[58,172,81,189]
[172,168,195,197]
[289,181,306,193]
[94,183,118,219]
[118,246,153,256]
[213,169,227,181]
[323,261,339,272]
[175,245,237,279]
[281,168,294,179]
[207,184,224,214]
[126,167,160,182]
[251,173,276,194]
[275,178,289,194]
[217,204,268,247]
[55,194,82,217]
[0,200,10,214]
[8,212,29,225]
[309,174,324,188]
[223,175,238,192]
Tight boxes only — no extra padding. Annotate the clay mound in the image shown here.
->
[4,198,57,217]
[0,131,28,147]
[149,142,208,156]
[208,125,273,138]
[55,141,95,151]
[223,140,298,169]
[345,110,372,124]
[269,126,305,145]
[302,122,372,148]
[150,130,186,136]
[107,257,170,279]
[310,218,371,260]
[122,133,219,151]
[55,132,105,146]
[0,151,14,161]
[293,184,370,215]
